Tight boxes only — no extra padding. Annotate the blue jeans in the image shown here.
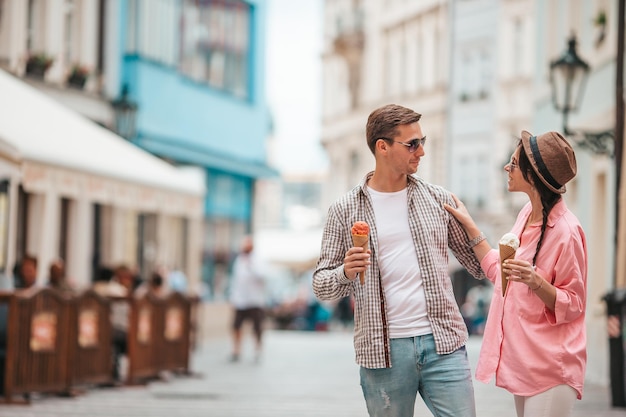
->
[360,334,476,417]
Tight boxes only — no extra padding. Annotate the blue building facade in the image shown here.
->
[116,0,275,298]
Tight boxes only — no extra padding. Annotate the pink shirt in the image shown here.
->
[477,200,587,399]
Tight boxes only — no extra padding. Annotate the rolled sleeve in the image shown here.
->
[545,237,587,325]
[480,249,500,285]
[313,201,353,301]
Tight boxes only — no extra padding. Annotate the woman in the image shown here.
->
[444,130,587,417]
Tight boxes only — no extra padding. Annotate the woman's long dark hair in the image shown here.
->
[517,144,561,267]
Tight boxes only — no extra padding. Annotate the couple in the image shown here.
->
[313,104,586,417]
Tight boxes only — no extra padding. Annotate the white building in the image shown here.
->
[0,0,205,291]
[321,0,450,208]
[449,0,528,242]
[0,0,117,125]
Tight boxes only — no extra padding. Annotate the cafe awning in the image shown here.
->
[0,69,204,197]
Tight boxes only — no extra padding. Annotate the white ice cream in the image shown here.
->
[499,232,520,250]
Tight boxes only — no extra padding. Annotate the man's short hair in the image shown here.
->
[365,104,422,155]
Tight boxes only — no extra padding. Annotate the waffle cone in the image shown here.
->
[352,234,369,285]
[352,234,369,249]
[499,244,517,296]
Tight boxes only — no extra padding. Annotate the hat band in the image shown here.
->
[529,135,562,191]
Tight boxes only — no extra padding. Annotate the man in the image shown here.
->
[135,270,169,298]
[14,254,38,289]
[93,264,135,382]
[228,235,266,363]
[312,104,485,417]
[47,258,74,293]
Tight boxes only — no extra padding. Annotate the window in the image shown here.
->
[27,0,35,51]
[26,0,45,52]
[0,180,8,273]
[478,50,491,99]
[180,0,251,99]
[92,203,102,281]
[59,198,70,263]
[63,0,75,65]
[137,213,157,278]
[0,0,5,32]
[16,186,28,266]
[0,0,7,63]
[350,150,360,182]
[512,18,523,76]
[126,0,178,66]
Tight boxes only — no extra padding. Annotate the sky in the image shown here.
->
[265,0,328,176]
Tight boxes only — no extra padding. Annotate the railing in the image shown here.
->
[2,287,71,403]
[0,287,197,403]
[127,293,159,384]
[67,289,114,389]
[154,291,192,374]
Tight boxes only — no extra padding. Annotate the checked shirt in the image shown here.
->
[313,172,486,369]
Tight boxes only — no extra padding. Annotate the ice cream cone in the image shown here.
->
[352,234,369,249]
[499,244,516,296]
[352,234,369,285]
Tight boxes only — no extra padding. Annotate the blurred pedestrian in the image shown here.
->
[228,235,266,363]
[93,264,134,382]
[47,258,74,293]
[135,271,169,298]
[313,104,485,417]
[168,266,188,293]
[445,130,587,417]
[14,254,38,289]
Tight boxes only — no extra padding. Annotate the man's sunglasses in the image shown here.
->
[379,137,427,153]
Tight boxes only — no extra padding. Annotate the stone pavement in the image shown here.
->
[0,330,623,416]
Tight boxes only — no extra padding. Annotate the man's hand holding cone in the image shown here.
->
[351,221,370,285]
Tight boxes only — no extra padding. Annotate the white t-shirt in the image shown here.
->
[368,186,432,338]
[229,252,266,309]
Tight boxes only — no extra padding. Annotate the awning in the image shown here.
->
[0,137,20,164]
[137,135,279,178]
[0,69,205,198]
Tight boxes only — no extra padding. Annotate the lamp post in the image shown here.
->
[549,35,615,156]
[110,84,138,141]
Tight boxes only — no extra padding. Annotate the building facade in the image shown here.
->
[117,0,276,299]
[0,0,205,291]
[321,0,450,209]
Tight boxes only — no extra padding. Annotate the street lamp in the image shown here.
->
[549,35,615,156]
[110,84,138,140]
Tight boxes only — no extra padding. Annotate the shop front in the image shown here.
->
[0,69,205,290]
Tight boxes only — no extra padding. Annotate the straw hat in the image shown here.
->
[520,130,577,194]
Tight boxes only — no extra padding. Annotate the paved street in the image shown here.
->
[0,330,623,416]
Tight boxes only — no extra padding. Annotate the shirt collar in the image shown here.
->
[521,198,568,228]
[546,198,568,227]
[358,172,420,193]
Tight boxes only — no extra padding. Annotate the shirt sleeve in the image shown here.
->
[312,202,354,301]
[479,249,500,285]
[544,228,587,325]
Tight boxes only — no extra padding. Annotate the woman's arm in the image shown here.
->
[443,194,492,262]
